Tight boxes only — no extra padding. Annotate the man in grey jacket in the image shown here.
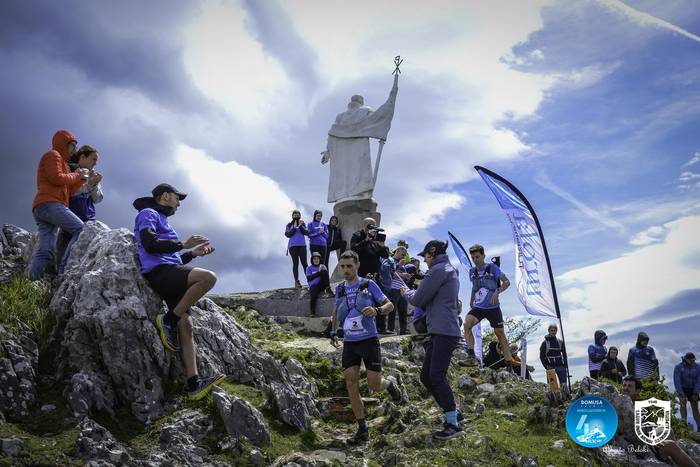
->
[401,240,462,440]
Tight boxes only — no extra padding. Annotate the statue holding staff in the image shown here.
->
[321,57,402,203]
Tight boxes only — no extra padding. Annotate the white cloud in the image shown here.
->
[679,171,700,183]
[174,143,298,258]
[629,225,669,246]
[684,151,700,167]
[558,215,700,341]
[534,170,628,236]
[595,0,700,44]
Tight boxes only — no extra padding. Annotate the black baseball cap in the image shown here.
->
[684,352,696,361]
[152,183,187,200]
[417,240,448,257]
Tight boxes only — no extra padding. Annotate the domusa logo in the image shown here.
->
[565,396,618,448]
[634,398,672,446]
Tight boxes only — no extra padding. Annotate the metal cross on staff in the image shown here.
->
[393,55,403,75]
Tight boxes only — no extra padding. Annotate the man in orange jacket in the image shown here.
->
[29,130,89,279]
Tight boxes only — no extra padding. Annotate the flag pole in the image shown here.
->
[474,166,572,390]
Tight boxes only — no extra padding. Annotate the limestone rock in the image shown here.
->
[2,224,34,261]
[0,437,23,456]
[213,388,270,446]
[209,288,336,318]
[75,418,134,466]
[51,222,317,429]
[271,449,348,467]
[576,377,635,443]
[0,328,39,420]
[477,383,495,394]
[459,374,476,392]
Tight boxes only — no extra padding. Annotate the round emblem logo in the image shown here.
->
[566,395,618,448]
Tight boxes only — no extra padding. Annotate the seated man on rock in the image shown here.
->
[133,183,225,400]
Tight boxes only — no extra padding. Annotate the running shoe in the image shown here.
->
[386,376,405,403]
[155,314,180,352]
[432,423,462,440]
[187,374,227,401]
[346,428,369,446]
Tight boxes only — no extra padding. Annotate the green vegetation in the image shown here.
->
[0,423,81,467]
[0,276,53,353]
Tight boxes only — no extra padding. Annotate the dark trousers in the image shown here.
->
[308,270,330,315]
[590,369,600,380]
[379,289,407,333]
[325,240,347,265]
[288,246,308,282]
[310,244,327,266]
[420,334,459,413]
[554,365,567,386]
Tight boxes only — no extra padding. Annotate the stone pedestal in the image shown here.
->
[330,198,381,281]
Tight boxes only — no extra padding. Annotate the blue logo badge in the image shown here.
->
[566,395,618,448]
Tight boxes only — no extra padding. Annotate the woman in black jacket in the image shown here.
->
[325,215,346,266]
[599,346,627,384]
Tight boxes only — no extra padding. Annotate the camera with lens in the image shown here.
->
[367,223,385,233]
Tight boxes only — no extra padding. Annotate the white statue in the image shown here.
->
[321,70,399,203]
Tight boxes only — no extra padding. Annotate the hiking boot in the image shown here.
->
[187,374,227,401]
[432,423,462,440]
[294,280,302,289]
[346,428,368,446]
[155,314,180,352]
[386,375,404,403]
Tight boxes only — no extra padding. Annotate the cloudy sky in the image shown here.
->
[1,0,698,386]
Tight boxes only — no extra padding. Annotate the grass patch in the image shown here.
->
[229,308,297,343]
[0,276,53,353]
[0,422,81,467]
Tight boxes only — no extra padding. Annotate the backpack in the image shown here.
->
[470,263,499,292]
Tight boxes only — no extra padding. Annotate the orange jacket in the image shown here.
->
[32,130,84,208]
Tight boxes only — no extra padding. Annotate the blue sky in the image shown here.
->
[0,0,698,387]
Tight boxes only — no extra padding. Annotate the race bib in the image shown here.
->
[343,316,366,336]
[474,287,489,306]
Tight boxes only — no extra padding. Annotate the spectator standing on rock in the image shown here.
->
[539,323,568,388]
[285,210,309,289]
[325,215,346,266]
[401,240,463,440]
[29,130,89,279]
[350,217,389,278]
[587,330,608,380]
[377,245,407,335]
[462,244,513,369]
[308,210,328,266]
[599,346,627,384]
[133,183,225,400]
[627,331,659,380]
[674,352,700,431]
[306,252,330,316]
[55,145,104,267]
[329,250,402,446]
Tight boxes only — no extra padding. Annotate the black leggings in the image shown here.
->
[325,240,347,265]
[308,270,330,315]
[421,334,459,413]
[289,246,308,282]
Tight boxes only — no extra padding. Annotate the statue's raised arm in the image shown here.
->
[320,61,400,203]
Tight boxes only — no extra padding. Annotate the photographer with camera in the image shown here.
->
[350,217,389,278]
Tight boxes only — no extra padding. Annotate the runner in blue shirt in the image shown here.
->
[330,250,403,445]
[462,244,513,368]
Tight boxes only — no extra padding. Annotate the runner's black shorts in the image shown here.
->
[468,306,504,329]
[681,387,698,400]
[143,264,193,313]
[342,337,382,372]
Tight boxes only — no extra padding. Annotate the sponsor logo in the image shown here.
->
[566,396,618,448]
[634,398,671,446]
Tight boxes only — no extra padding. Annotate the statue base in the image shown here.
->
[330,198,381,281]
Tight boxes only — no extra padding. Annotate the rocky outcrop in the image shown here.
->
[213,388,270,446]
[209,288,336,318]
[50,221,316,429]
[0,224,34,283]
[0,325,39,420]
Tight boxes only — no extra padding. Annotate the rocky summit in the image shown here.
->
[1,222,699,466]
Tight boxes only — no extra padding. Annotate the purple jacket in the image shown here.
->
[307,220,328,247]
[285,221,308,248]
